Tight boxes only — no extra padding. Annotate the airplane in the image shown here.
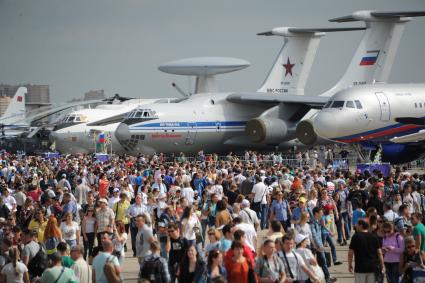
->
[114,10,423,155]
[239,10,424,146]
[0,87,27,134]
[295,84,425,164]
[114,25,367,155]
[49,96,170,154]
[295,12,425,164]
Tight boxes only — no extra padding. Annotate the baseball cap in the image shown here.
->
[98,198,108,204]
[295,233,307,245]
[298,197,307,203]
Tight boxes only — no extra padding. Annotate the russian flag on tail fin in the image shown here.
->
[360,50,380,66]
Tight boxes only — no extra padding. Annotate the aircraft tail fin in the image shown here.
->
[1,87,27,124]
[257,27,364,95]
[322,10,425,96]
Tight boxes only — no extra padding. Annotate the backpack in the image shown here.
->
[27,243,48,277]
[104,256,121,283]
[349,191,363,210]
[45,236,59,255]
[140,256,165,283]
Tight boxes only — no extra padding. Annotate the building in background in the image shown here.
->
[0,96,11,116]
[0,84,51,111]
[84,89,105,101]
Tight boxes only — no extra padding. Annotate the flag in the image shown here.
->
[359,50,380,66]
[98,133,105,143]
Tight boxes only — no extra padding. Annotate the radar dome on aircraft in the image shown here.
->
[159,57,250,93]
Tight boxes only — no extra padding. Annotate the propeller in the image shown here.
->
[102,93,134,103]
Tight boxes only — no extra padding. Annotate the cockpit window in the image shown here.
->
[127,109,157,119]
[331,101,345,108]
[323,101,332,108]
[354,100,363,109]
[346,101,355,108]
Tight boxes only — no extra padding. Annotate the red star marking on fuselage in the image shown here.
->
[282,57,295,77]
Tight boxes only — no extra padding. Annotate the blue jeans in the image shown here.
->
[315,249,330,279]
[201,219,208,248]
[322,233,338,263]
[160,239,168,260]
[259,204,268,230]
[341,212,351,239]
[66,239,77,248]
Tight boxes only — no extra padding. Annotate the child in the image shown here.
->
[351,200,366,229]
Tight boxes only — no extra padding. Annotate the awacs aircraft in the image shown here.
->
[49,58,248,155]
[295,11,425,164]
[115,26,365,155]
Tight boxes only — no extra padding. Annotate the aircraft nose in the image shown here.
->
[115,123,130,143]
[314,111,338,139]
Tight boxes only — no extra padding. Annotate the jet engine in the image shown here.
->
[245,118,288,144]
[295,120,318,146]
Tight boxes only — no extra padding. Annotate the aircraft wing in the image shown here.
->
[15,99,103,125]
[86,112,129,126]
[226,92,329,108]
[390,130,425,143]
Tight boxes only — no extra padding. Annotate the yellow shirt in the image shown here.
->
[28,219,48,242]
[112,200,131,224]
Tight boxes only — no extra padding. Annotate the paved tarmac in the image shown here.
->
[120,230,355,283]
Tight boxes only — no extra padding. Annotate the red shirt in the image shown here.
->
[224,244,255,268]
[27,188,42,202]
[98,179,109,198]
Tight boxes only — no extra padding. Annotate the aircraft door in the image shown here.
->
[185,122,197,145]
[375,92,391,121]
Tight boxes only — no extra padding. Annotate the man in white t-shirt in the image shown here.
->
[251,176,268,229]
[233,217,257,252]
[281,235,320,283]
[181,181,194,203]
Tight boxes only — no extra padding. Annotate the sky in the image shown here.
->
[1,0,425,103]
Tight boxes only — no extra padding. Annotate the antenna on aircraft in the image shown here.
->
[171,83,190,98]
[159,57,250,94]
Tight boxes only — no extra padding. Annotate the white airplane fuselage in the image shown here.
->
[302,84,425,163]
[115,93,270,154]
[312,84,425,142]
[51,99,159,154]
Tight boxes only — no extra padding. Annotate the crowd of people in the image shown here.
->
[0,150,423,283]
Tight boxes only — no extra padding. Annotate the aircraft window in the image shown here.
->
[323,101,332,108]
[346,101,355,108]
[74,116,81,122]
[331,101,345,108]
[134,111,143,118]
[355,100,363,109]
[420,103,423,108]
[143,111,149,117]
[67,116,75,122]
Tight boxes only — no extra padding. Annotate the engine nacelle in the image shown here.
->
[245,118,288,144]
[296,119,318,145]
